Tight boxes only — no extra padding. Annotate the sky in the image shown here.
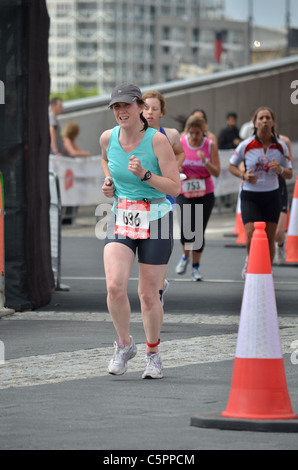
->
[225,0,298,28]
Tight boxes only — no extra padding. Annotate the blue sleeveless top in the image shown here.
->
[107,126,171,220]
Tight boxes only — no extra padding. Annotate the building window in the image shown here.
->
[163,26,170,40]
[57,23,72,38]
[56,3,72,18]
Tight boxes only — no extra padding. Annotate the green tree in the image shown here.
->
[50,85,99,102]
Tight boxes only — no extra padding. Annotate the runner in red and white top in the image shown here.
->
[230,135,290,192]
[228,106,293,276]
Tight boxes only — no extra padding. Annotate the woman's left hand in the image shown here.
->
[268,158,282,174]
[128,155,144,178]
[197,150,206,164]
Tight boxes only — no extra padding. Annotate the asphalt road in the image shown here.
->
[0,210,297,451]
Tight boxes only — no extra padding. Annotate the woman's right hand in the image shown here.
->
[244,169,258,184]
[102,176,115,197]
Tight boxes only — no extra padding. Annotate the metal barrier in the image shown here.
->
[0,173,15,317]
[49,170,69,292]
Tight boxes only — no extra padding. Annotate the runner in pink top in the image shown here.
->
[180,133,214,197]
[175,115,220,281]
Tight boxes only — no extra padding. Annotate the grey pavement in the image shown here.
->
[0,208,298,451]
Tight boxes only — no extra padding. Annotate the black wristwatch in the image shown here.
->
[141,170,152,182]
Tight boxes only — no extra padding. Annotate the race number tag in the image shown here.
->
[181,178,206,198]
[115,199,150,239]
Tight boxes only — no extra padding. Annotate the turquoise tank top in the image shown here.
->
[107,126,171,220]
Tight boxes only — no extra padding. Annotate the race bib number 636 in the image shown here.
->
[115,199,150,239]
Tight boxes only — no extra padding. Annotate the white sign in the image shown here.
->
[50,146,298,207]
[49,155,105,206]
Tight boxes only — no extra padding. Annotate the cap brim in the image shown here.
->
[108,95,138,108]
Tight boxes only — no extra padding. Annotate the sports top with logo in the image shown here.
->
[230,136,292,192]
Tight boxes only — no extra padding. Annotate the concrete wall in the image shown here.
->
[58,56,298,156]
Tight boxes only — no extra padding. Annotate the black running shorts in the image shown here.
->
[105,211,173,265]
[241,189,281,225]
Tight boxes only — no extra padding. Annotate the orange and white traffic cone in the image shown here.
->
[286,176,298,263]
[236,219,246,245]
[191,221,298,431]
[222,222,296,421]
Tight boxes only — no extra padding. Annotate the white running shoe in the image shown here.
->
[192,266,203,281]
[241,255,249,280]
[160,279,170,307]
[108,336,137,375]
[276,244,286,265]
[142,353,163,379]
[175,257,190,275]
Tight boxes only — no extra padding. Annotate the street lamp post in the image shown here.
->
[286,0,291,56]
[247,0,253,64]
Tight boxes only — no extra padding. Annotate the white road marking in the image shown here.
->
[0,312,297,390]
[58,276,298,286]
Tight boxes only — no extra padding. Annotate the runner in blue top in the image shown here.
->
[100,82,180,379]
[142,90,185,305]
